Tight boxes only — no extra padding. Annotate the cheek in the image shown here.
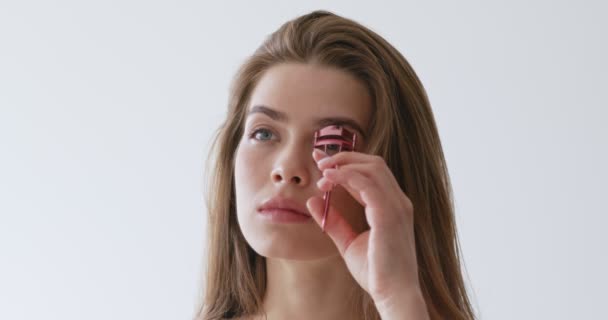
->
[234,144,270,226]
[234,144,265,190]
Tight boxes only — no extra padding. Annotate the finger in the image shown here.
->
[318,164,409,226]
[319,157,404,200]
[306,196,358,256]
[312,148,330,162]
[313,149,397,192]
[321,162,395,189]
[315,151,380,171]
[316,175,365,206]
[321,167,394,228]
[322,168,379,205]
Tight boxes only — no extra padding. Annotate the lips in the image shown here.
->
[258,196,311,217]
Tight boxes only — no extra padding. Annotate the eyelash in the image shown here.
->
[248,127,276,142]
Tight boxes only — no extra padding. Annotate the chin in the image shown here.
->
[239,220,339,260]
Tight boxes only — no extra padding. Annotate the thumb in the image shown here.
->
[306,196,357,256]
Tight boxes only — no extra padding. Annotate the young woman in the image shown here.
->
[196,10,475,320]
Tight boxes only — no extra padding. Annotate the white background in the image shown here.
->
[1,1,606,319]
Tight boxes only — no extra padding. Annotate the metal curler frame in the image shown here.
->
[312,125,357,232]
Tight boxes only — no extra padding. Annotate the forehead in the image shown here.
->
[247,63,373,135]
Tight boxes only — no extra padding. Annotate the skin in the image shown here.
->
[233,62,429,320]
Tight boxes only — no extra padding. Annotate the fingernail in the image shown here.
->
[317,157,330,166]
[313,148,329,159]
[317,177,325,189]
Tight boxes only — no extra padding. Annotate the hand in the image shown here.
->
[306,149,425,313]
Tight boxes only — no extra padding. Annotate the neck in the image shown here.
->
[259,255,363,320]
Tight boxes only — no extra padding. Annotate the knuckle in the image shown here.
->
[372,155,384,163]
[372,155,386,168]
[403,197,414,212]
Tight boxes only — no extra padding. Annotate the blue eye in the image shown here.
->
[249,128,275,141]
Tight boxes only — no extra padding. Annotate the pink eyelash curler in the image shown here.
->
[313,125,357,232]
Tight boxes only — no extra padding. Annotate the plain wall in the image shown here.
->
[1,1,606,319]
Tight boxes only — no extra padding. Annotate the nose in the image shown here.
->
[270,142,313,187]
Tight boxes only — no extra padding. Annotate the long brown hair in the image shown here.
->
[195,10,475,320]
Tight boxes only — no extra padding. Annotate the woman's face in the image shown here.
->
[234,63,372,260]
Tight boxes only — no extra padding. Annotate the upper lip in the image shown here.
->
[258,196,311,216]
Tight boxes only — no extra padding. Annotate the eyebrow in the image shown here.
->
[247,104,367,139]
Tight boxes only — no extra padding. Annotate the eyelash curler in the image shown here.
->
[313,125,357,232]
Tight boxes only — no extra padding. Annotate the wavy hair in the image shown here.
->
[195,10,475,320]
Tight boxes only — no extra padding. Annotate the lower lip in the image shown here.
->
[257,209,313,223]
